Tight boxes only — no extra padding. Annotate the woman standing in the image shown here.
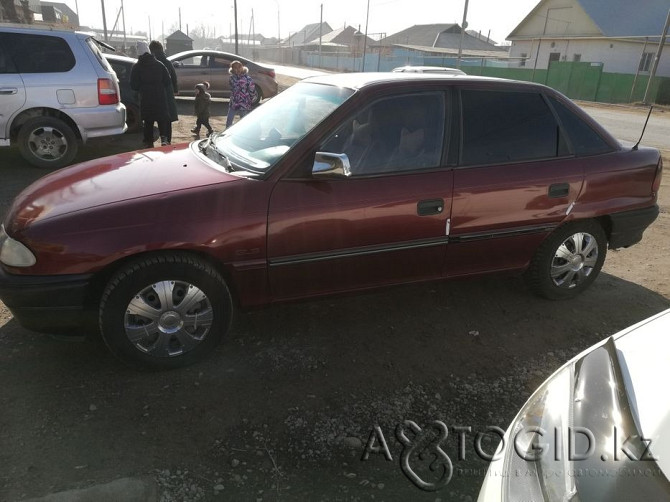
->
[226,60,256,128]
[130,41,171,147]
[149,40,179,144]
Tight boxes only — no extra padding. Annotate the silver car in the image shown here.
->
[0,26,126,168]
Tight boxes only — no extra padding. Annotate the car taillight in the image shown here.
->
[652,157,663,196]
[98,78,119,105]
[259,69,276,79]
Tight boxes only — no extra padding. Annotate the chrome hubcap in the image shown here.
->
[551,232,598,289]
[124,280,214,357]
[28,127,68,161]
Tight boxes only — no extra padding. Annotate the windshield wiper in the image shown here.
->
[199,137,233,172]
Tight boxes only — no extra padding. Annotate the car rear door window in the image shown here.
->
[1,33,75,73]
[548,96,613,156]
[0,36,18,73]
[460,89,563,166]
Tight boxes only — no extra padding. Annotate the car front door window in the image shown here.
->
[321,92,445,176]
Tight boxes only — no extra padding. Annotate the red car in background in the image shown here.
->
[0,73,662,369]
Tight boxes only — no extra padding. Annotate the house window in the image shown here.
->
[549,52,561,64]
[573,54,581,62]
[639,52,653,72]
[520,52,527,67]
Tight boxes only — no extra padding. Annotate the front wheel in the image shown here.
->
[525,221,607,300]
[18,116,78,169]
[99,253,233,369]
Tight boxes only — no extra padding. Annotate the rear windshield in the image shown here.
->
[86,38,113,73]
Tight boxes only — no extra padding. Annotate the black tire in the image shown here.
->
[99,253,233,370]
[525,220,607,300]
[251,85,263,106]
[125,103,141,133]
[18,116,78,169]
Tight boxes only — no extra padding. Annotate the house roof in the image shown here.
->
[509,0,670,38]
[466,29,498,45]
[381,24,459,47]
[320,25,375,46]
[380,23,507,51]
[393,44,512,59]
[166,30,193,41]
[578,0,669,37]
[285,22,333,45]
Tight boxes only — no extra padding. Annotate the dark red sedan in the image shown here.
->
[0,73,662,369]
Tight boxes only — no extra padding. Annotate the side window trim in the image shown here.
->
[542,92,576,157]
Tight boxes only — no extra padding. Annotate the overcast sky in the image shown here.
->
[66,0,540,45]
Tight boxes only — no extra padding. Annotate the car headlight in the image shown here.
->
[0,225,36,267]
[503,366,579,502]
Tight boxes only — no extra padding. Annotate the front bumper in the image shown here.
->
[0,267,96,335]
[608,204,659,249]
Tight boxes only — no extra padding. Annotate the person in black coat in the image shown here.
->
[130,41,171,147]
[149,40,179,144]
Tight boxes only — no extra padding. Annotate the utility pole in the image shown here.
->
[234,0,239,54]
[100,0,108,41]
[319,4,323,68]
[643,8,670,104]
[362,0,370,72]
[456,0,469,68]
[121,0,126,49]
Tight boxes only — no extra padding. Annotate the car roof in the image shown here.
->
[168,50,249,62]
[300,71,530,91]
[392,65,466,74]
[167,50,275,70]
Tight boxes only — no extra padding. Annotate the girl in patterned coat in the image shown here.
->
[226,60,256,128]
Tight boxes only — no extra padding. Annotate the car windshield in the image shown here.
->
[208,82,354,173]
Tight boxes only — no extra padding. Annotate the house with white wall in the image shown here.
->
[508,0,670,77]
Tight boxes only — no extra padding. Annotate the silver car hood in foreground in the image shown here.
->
[479,308,670,501]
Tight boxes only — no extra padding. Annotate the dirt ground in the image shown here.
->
[1,83,670,501]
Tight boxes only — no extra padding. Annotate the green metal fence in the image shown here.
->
[465,61,670,105]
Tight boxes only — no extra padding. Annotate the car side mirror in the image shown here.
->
[312,152,351,178]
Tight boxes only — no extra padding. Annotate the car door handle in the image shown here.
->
[548,183,570,198]
[417,198,445,216]
[0,88,18,95]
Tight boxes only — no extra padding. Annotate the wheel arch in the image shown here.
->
[84,249,241,312]
[10,107,82,142]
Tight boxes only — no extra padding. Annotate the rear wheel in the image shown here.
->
[525,220,607,300]
[18,116,78,169]
[99,253,233,369]
[251,85,263,106]
[125,103,141,133]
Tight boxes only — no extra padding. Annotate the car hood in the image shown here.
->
[478,309,670,502]
[5,144,240,232]
[612,311,670,478]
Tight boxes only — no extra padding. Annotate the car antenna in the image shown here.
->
[633,105,654,151]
